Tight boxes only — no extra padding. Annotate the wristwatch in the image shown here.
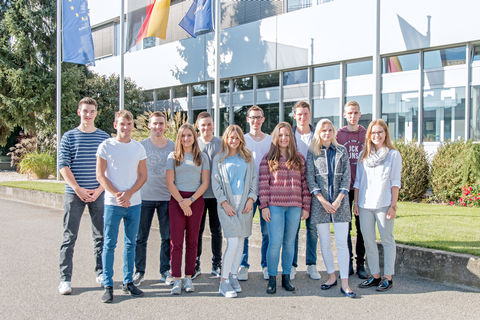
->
[190,196,195,203]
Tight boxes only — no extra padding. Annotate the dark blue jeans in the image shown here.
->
[135,200,171,275]
[241,199,268,268]
[293,214,318,267]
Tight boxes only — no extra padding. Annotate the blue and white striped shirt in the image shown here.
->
[58,128,110,194]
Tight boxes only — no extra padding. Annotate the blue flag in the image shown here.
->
[178,0,213,38]
[62,0,95,65]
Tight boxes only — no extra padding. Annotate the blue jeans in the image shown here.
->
[241,199,268,268]
[293,214,318,267]
[103,204,141,287]
[267,206,301,276]
[135,200,170,275]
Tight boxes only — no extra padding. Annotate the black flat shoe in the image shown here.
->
[356,265,369,280]
[281,274,295,291]
[358,276,381,288]
[267,276,276,294]
[320,280,337,290]
[340,287,357,298]
[376,278,393,291]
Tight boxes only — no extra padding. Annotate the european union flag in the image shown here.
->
[179,0,213,38]
[62,0,95,65]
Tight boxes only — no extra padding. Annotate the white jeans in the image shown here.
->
[221,195,244,279]
[317,222,350,279]
[359,206,396,276]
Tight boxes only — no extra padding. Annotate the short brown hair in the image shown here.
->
[293,100,310,113]
[344,100,360,110]
[114,110,133,122]
[78,97,98,109]
[195,111,212,126]
[247,105,264,117]
[149,111,166,121]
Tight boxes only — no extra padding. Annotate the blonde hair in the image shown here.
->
[174,124,202,167]
[247,105,264,117]
[266,122,303,172]
[220,125,252,162]
[360,119,396,162]
[309,119,338,156]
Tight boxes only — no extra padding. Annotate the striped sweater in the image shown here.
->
[258,153,311,211]
[58,127,110,194]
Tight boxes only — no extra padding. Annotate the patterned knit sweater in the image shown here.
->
[258,153,311,211]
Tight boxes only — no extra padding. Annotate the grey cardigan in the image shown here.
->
[306,144,351,224]
[211,152,257,237]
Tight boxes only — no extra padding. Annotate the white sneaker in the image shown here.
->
[219,280,237,298]
[171,279,182,295]
[58,281,72,295]
[160,271,174,285]
[95,274,104,286]
[183,277,195,293]
[237,266,248,281]
[306,265,321,280]
[262,267,269,280]
[290,266,297,280]
[229,275,242,293]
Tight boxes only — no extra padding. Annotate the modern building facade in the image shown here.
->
[89,0,480,151]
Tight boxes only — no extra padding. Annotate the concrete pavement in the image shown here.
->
[0,199,479,320]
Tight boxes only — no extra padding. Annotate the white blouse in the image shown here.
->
[353,149,402,209]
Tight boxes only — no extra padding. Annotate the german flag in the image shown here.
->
[126,0,171,51]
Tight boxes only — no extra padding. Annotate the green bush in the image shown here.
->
[394,142,430,201]
[431,140,480,202]
[18,152,56,179]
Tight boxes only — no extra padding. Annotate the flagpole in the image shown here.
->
[213,0,220,137]
[119,0,125,110]
[56,0,62,181]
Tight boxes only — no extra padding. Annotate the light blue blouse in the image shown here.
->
[225,154,247,196]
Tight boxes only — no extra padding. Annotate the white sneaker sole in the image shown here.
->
[59,289,72,295]
[219,289,237,298]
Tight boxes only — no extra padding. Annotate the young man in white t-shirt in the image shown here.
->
[292,101,321,281]
[238,105,272,281]
[96,110,147,303]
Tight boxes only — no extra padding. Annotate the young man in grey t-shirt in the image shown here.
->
[193,112,223,278]
[133,112,175,286]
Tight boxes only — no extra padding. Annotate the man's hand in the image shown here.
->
[116,191,132,207]
[74,186,95,203]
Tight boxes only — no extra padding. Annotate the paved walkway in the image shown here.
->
[0,199,479,320]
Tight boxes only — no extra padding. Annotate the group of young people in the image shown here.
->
[57,97,401,303]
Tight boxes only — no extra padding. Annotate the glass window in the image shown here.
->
[217,80,229,93]
[313,64,340,82]
[257,73,279,89]
[251,103,280,135]
[345,95,373,129]
[143,90,154,103]
[283,102,295,129]
[381,91,419,142]
[471,86,480,141]
[92,24,114,58]
[283,69,308,85]
[155,88,170,100]
[473,46,480,62]
[174,86,187,98]
[424,46,466,69]
[219,107,229,135]
[193,84,207,96]
[313,98,340,128]
[287,0,312,12]
[193,109,207,124]
[234,77,253,91]
[233,106,250,133]
[382,53,419,73]
[346,60,372,77]
[114,23,120,56]
[423,87,465,142]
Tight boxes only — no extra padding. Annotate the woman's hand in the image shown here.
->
[386,205,397,220]
[301,209,309,220]
[182,206,193,217]
[318,196,336,214]
[242,198,254,214]
[353,203,359,216]
[332,199,342,212]
[262,208,271,222]
[179,198,191,210]
[222,201,237,216]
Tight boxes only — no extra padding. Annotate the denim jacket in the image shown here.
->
[306,144,351,224]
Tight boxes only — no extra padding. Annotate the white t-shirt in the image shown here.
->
[96,138,147,206]
[295,130,313,159]
[244,133,272,192]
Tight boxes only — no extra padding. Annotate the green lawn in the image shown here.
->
[0,180,65,194]
[254,202,480,256]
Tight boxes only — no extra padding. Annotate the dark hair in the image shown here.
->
[78,97,98,109]
[293,100,310,113]
[149,111,166,121]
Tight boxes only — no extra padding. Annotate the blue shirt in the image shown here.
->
[58,128,110,194]
[225,154,247,196]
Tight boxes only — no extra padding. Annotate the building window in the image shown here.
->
[234,77,253,91]
[257,73,279,89]
[382,91,419,142]
[283,69,308,86]
[219,107,229,135]
[313,98,340,128]
[471,86,480,140]
[233,106,250,132]
[193,83,207,96]
[424,46,466,69]
[346,60,372,77]
[155,88,170,100]
[345,95,373,130]
[256,103,280,135]
[92,24,114,59]
[382,53,419,73]
[287,0,312,12]
[174,86,187,98]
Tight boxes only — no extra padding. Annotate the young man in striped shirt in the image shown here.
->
[58,97,110,295]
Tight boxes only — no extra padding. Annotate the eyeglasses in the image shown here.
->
[248,116,263,120]
[371,131,385,136]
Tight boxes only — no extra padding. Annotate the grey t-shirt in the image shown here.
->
[198,136,221,198]
[166,152,209,192]
[140,138,175,201]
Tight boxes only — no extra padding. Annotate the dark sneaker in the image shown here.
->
[133,272,144,286]
[211,266,221,278]
[191,267,201,280]
[376,278,393,292]
[101,286,113,303]
[122,282,144,297]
